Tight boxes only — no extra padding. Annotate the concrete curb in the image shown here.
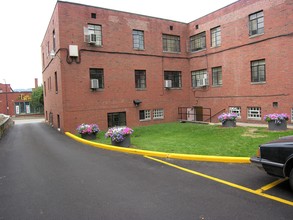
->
[65,132,251,164]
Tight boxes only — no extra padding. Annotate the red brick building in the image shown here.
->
[41,0,293,133]
[0,79,43,116]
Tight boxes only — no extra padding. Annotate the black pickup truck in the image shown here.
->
[250,136,293,190]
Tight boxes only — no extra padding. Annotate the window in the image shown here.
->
[15,102,31,114]
[229,107,241,118]
[273,102,278,108]
[107,112,126,127]
[249,11,264,36]
[47,41,50,57]
[211,26,221,47]
[135,70,146,89]
[139,110,151,121]
[90,68,104,89]
[84,24,102,45]
[153,109,164,119]
[247,107,261,120]
[91,13,96,19]
[191,69,208,87]
[212,67,222,86]
[163,34,180,52]
[164,71,182,88]
[48,77,51,91]
[291,108,293,122]
[52,30,56,52]
[57,114,60,130]
[54,72,58,94]
[251,59,265,83]
[133,30,144,50]
[190,32,206,52]
[44,82,46,96]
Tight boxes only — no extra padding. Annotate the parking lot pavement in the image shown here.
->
[150,157,293,206]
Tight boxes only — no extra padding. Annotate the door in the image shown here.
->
[194,106,203,121]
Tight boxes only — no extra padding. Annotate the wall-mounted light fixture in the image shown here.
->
[133,99,142,107]
[50,50,62,61]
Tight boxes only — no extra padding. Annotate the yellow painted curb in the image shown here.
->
[65,132,251,164]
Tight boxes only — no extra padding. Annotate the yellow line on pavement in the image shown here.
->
[255,178,289,193]
[145,156,293,207]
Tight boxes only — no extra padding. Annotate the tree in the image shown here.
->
[31,86,44,109]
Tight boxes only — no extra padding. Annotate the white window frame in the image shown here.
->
[84,24,102,46]
[191,70,208,87]
[211,26,221,47]
[229,107,241,119]
[133,30,144,50]
[249,11,264,36]
[247,107,261,120]
[153,109,164,119]
[139,110,151,121]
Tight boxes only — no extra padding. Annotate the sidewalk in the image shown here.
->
[237,122,293,129]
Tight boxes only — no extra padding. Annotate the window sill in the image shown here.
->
[133,48,145,51]
[136,88,147,91]
[190,48,207,53]
[210,45,221,49]
[166,87,182,90]
[139,119,151,122]
[212,85,222,88]
[192,85,209,90]
[91,88,104,92]
[249,33,264,39]
[251,82,266,85]
[153,118,164,120]
[247,118,261,121]
[163,51,181,54]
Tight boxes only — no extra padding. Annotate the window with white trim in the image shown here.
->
[84,24,102,46]
[212,67,222,86]
[153,109,164,119]
[190,32,206,52]
[139,110,151,121]
[191,69,208,87]
[133,30,144,50]
[164,71,182,88]
[211,26,221,47]
[291,108,293,122]
[249,11,264,36]
[251,59,265,83]
[247,107,261,120]
[229,107,241,118]
[135,70,146,89]
[163,34,180,52]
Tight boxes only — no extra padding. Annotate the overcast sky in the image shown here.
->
[0,0,236,90]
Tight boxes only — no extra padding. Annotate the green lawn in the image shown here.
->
[92,122,293,157]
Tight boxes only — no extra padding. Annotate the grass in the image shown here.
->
[91,122,293,157]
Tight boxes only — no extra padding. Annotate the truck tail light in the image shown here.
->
[256,148,261,157]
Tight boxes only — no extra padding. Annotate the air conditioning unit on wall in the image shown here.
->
[198,79,207,87]
[164,80,172,88]
[90,79,99,89]
[88,34,97,44]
